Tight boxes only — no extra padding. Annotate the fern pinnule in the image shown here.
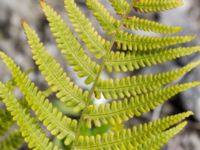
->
[75,112,192,150]
[84,82,200,127]
[123,16,182,34]
[0,52,77,145]
[86,0,120,35]
[40,0,100,84]
[109,0,129,15]
[132,0,183,12]
[115,31,196,51]
[64,0,110,59]
[105,46,200,72]
[22,21,88,112]
[95,61,200,99]
[0,82,60,150]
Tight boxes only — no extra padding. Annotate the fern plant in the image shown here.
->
[0,0,200,149]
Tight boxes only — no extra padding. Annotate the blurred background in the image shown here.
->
[0,0,200,150]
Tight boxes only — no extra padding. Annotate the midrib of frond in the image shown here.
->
[69,0,136,148]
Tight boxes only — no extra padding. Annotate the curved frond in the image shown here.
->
[85,0,120,34]
[108,0,129,15]
[0,82,60,150]
[0,52,77,145]
[84,82,200,127]
[138,122,187,150]
[22,21,88,112]
[0,130,23,150]
[95,61,200,99]
[40,0,99,84]
[124,16,182,34]
[75,112,191,149]
[115,31,195,51]
[64,0,110,58]
[132,0,183,12]
[105,46,200,72]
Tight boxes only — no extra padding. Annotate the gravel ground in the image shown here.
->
[0,0,200,150]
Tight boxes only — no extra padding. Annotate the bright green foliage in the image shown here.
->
[40,1,100,84]
[115,31,195,51]
[123,16,182,34]
[86,0,120,34]
[0,52,77,145]
[0,130,23,150]
[109,0,129,15]
[75,112,191,150]
[64,0,110,58]
[105,46,200,72]
[0,82,60,150]
[0,0,199,149]
[95,61,200,99]
[23,21,88,112]
[132,0,183,12]
[84,82,200,127]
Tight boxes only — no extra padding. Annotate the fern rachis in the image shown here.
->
[0,0,199,149]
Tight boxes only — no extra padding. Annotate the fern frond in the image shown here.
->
[85,0,120,34]
[0,130,23,150]
[22,21,88,112]
[95,61,200,99]
[0,110,14,136]
[115,31,195,51]
[124,16,182,34]
[105,46,200,72]
[75,112,191,149]
[0,82,60,150]
[0,52,77,145]
[108,0,129,15]
[138,121,187,150]
[132,0,183,13]
[40,0,100,84]
[64,0,110,58]
[84,82,199,127]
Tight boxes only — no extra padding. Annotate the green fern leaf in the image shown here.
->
[86,0,182,35]
[0,52,77,145]
[0,82,60,150]
[84,82,200,127]
[137,121,187,150]
[124,16,182,34]
[132,0,183,12]
[64,0,110,58]
[40,1,100,84]
[95,61,200,99]
[109,0,129,15]
[22,21,88,112]
[75,112,192,149]
[0,130,23,150]
[105,46,200,72]
[115,31,195,51]
[85,0,120,34]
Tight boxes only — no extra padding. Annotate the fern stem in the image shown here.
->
[71,1,135,149]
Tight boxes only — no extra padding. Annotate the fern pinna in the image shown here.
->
[0,0,200,149]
